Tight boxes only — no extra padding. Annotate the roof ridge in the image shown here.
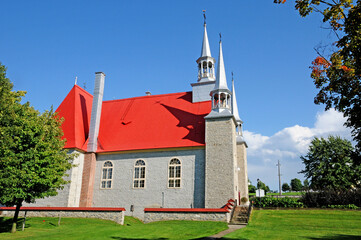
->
[103,91,192,103]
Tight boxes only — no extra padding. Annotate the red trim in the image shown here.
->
[0,207,125,212]
[144,208,229,213]
[228,199,235,203]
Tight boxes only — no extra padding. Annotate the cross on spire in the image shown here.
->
[203,10,206,25]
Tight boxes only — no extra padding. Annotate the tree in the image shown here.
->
[290,178,303,192]
[0,63,74,233]
[248,180,257,193]
[282,182,291,192]
[303,179,310,191]
[274,0,361,155]
[300,136,361,190]
[257,180,271,194]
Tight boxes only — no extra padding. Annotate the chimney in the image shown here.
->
[87,72,105,152]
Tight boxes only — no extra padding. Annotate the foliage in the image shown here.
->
[0,216,228,239]
[0,63,74,233]
[300,136,360,190]
[282,183,291,192]
[303,179,310,191]
[290,178,303,191]
[224,209,361,239]
[328,204,359,209]
[275,0,361,154]
[240,197,248,204]
[301,189,361,208]
[248,184,256,193]
[257,180,270,193]
[250,197,304,208]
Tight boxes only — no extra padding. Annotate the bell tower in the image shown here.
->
[204,37,239,207]
[191,13,216,103]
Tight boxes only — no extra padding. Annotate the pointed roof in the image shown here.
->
[55,85,93,150]
[201,24,212,57]
[232,78,242,123]
[213,40,230,92]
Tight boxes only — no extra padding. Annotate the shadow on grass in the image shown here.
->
[305,235,361,240]
[111,238,168,240]
[0,217,26,233]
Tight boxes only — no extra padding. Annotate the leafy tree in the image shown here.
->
[248,184,256,193]
[0,63,74,233]
[303,179,310,191]
[274,0,361,155]
[290,178,303,192]
[300,136,360,190]
[282,182,291,192]
[257,180,271,194]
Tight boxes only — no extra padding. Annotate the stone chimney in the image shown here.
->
[87,72,105,152]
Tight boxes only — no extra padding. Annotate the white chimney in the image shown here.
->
[87,72,105,152]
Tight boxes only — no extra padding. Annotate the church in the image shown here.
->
[31,20,249,219]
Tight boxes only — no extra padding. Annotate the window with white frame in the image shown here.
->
[133,160,146,188]
[168,158,181,188]
[101,161,113,189]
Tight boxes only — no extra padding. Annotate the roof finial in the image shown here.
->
[202,10,206,25]
[219,32,222,43]
[74,76,78,85]
[231,72,234,81]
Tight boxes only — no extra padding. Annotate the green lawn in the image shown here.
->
[0,216,228,239]
[224,209,361,240]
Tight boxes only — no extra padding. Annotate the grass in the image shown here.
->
[223,209,361,240]
[0,216,228,239]
[2,209,360,239]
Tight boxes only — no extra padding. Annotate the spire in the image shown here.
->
[231,74,242,123]
[196,12,215,83]
[201,23,212,57]
[209,36,231,113]
[214,36,229,92]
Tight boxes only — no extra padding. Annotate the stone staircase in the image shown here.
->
[229,205,251,225]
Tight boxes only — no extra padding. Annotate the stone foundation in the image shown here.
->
[0,207,125,225]
[144,207,231,223]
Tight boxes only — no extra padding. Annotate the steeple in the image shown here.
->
[196,12,215,83]
[231,74,243,137]
[210,36,231,113]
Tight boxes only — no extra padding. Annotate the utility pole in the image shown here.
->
[277,160,282,196]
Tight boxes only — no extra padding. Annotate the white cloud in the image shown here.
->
[245,108,352,190]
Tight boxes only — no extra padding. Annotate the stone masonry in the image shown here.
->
[205,116,237,208]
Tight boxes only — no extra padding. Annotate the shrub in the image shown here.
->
[240,197,248,204]
[250,197,304,208]
[301,189,361,208]
[328,204,359,210]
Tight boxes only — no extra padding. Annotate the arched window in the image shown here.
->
[168,158,181,188]
[133,160,146,188]
[101,161,113,189]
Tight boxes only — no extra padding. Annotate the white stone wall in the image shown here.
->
[237,143,249,203]
[205,117,237,208]
[92,148,205,219]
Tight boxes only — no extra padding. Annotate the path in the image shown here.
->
[201,224,246,239]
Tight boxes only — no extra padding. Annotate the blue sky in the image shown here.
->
[0,0,352,190]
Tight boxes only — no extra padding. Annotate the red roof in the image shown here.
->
[56,85,211,153]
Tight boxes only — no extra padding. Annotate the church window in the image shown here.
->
[168,158,181,188]
[133,160,146,188]
[101,161,113,189]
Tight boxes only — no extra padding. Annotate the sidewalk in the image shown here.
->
[201,224,246,239]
